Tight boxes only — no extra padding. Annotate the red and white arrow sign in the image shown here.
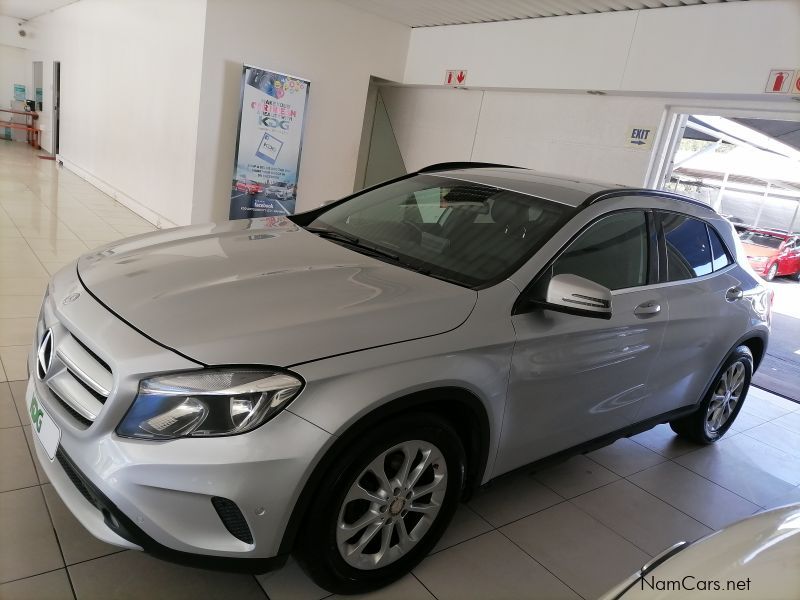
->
[445,70,468,86]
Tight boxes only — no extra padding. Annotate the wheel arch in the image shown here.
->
[278,386,491,556]
[739,333,767,371]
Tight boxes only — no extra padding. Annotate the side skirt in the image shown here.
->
[480,405,697,486]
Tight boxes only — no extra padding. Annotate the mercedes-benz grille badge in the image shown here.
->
[37,329,54,380]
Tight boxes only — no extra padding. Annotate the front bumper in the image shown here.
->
[747,259,771,275]
[27,264,332,569]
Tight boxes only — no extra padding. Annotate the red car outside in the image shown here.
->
[234,179,264,195]
[739,228,800,281]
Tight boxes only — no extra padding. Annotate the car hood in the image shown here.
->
[741,242,779,258]
[78,218,477,366]
[602,504,800,599]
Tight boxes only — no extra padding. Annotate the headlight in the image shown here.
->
[117,369,304,440]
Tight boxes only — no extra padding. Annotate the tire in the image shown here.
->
[296,413,466,594]
[766,263,778,281]
[670,345,753,444]
[791,269,800,282]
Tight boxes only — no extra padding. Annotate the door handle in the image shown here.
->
[634,300,661,317]
[726,287,743,302]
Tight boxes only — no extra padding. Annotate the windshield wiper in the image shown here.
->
[305,227,360,245]
[305,227,401,262]
[304,226,466,285]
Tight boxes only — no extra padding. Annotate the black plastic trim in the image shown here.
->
[55,448,287,573]
[582,188,716,212]
[417,161,522,173]
[278,387,490,556]
[211,496,254,544]
[489,405,698,483]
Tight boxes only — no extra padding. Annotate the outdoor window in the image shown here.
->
[662,213,713,280]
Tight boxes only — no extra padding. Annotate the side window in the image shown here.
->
[661,213,712,280]
[548,211,649,291]
[708,225,733,271]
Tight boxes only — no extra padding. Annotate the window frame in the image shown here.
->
[655,210,736,283]
[706,222,734,272]
[513,208,658,316]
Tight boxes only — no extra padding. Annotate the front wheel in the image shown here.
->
[670,345,753,444]
[766,263,778,281]
[296,414,465,594]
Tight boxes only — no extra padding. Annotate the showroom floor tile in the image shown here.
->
[0,143,799,598]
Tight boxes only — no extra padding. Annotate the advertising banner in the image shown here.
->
[229,65,310,220]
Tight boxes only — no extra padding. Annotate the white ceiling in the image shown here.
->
[336,0,749,27]
[0,0,77,20]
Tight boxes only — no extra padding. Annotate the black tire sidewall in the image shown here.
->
[297,414,465,594]
[697,346,753,443]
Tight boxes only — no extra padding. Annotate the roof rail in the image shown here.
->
[582,189,717,212]
[418,162,523,173]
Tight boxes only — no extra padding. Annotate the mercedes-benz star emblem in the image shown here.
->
[36,329,54,380]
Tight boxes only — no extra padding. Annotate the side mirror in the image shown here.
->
[545,274,612,319]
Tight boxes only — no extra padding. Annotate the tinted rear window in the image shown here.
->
[662,213,712,280]
[708,226,733,271]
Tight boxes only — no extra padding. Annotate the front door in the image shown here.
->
[495,210,669,475]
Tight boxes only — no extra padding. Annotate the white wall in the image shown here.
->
[382,87,668,186]
[0,15,31,49]
[381,86,799,189]
[0,44,30,109]
[191,0,410,223]
[404,0,800,98]
[28,0,207,227]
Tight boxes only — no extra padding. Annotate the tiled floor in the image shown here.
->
[1,142,799,599]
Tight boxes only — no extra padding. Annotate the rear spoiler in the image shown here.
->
[418,162,524,173]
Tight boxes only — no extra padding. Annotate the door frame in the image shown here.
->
[645,104,800,191]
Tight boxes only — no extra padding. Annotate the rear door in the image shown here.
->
[496,209,669,475]
[638,211,752,420]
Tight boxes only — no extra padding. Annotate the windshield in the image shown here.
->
[739,231,783,249]
[306,175,574,288]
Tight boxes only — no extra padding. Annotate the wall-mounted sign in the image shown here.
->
[764,69,795,93]
[626,126,654,150]
[13,84,25,101]
[791,71,800,95]
[444,70,467,86]
[229,65,310,220]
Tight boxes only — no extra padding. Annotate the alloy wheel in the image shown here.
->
[705,361,746,435]
[336,440,447,570]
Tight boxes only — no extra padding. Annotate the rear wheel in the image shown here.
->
[791,269,800,282]
[296,414,465,594]
[670,346,753,444]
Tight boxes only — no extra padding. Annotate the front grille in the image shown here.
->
[50,389,92,428]
[56,448,101,510]
[211,497,254,544]
[36,322,114,426]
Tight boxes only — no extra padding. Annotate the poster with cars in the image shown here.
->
[229,65,310,219]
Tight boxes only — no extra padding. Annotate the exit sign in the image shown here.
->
[445,70,467,86]
[627,126,655,150]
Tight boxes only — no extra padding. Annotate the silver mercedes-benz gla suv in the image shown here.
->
[26,163,770,593]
